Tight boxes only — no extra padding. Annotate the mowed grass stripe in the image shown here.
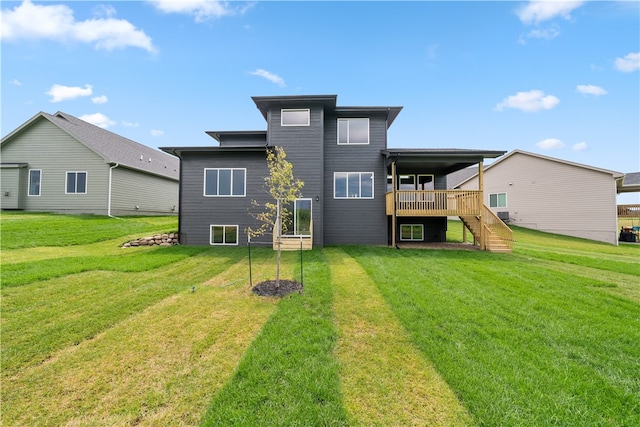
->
[2,257,278,426]
[201,249,349,426]
[327,248,473,426]
[1,248,243,376]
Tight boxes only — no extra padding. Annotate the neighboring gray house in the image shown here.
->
[162,95,511,250]
[1,111,179,216]
[454,149,623,245]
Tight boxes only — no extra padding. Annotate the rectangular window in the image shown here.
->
[337,118,369,144]
[66,171,87,194]
[334,172,374,199]
[281,109,310,126]
[210,225,238,245]
[398,175,415,190]
[417,174,434,190]
[28,169,41,196]
[294,198,312,236]
[400,224,424,241]
[489,192,507,208]
[204,168,246,197]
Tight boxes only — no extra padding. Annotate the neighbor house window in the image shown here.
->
[210,225,238,245]
[334,172,374,199]
[28,169,41,196]
[400,224,423,241]
[337,118,369,144]
[489,192,507,208]
[281,109,310,126]
[66,171,87,194]
[204,168,246,197]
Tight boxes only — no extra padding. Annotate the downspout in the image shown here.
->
[108,163,119,218]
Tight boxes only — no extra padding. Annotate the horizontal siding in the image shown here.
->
[460,152,618,244]
[268,106,324,246]
[179,151,270,246]
[0,167,25,209]
[111,167,179,216]
[323,112,388,245]
[1,118,108,214]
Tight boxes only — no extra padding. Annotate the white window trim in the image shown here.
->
[293,198,312,237]
[489,192,507,208]
[400,224,424,241]
[210,225,239,246]
[203,168,246,197]
[281,109,310,126]
[333,172,375,199]
[28,169,42,197]
[65,171,87,194]
[337,118,370,145]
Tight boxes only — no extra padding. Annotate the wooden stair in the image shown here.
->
[460,211,513,253]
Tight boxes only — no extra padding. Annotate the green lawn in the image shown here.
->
[1,213,639,426]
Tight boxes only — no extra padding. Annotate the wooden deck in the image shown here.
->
[386,190,481,216]
[618,204,640,218]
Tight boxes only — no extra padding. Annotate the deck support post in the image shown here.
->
[478,160,485,250]
[391,160,397,247]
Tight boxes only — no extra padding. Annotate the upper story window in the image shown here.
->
[204,168,246,197]
[337,118,369,145]
[28,169,41,196]
[281,109,310,126]
[66,171,87,194]
[334,172,374,199]
[489,192,507,208]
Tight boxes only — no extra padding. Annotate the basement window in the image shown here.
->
[210,225,238,245]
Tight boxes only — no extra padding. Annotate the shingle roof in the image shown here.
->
[2,111,179,180]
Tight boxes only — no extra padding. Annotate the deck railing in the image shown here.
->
[386,190,481,216]
[618,204,640,218]
[483,205,514,250]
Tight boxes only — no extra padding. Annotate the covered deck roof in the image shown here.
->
[381,148,506,175]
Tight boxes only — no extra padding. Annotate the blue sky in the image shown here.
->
[2,1,639,202]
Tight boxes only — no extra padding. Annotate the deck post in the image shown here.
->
[478,160,485,250]
[391,160,397,247]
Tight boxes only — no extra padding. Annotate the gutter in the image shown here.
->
[108,163,119,218]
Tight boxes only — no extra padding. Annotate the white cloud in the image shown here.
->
[122,120,139,127]
[147,0,253,22]
[576,84,607,96]
[526,26,560,40]
[536,138,565,150]
[92,95,108,104]
[1,0,156,53]
[151,129,164,137]
[79,113,116,129]
[495,90,560,112]
[572,141,587,151]
[10,78,22,86]
[249,69,286,87]
[615,52,640,72]
[46,83,93,102]
[517,1,584,25]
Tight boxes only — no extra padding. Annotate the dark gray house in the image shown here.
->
[162,95,512,251]
[1,111,179,216]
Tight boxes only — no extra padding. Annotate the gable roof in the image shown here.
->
[617,172,640,193]
[455,149,623,187]
[1,111,179,180]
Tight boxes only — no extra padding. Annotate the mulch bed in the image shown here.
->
[252,279,303,298]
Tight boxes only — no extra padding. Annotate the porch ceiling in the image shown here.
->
[382,149,506,175]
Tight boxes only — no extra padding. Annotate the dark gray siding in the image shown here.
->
[267,105,325,247]
[323,112,388,245]
[178,150,269,246]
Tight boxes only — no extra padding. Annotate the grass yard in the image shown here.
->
[1,213,639,426]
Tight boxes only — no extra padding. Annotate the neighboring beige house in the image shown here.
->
[1,111,180,216]
[454,150,623,245]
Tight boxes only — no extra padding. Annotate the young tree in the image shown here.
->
[247,146,304,287]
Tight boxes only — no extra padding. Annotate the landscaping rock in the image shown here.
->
[122,232,179,248]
